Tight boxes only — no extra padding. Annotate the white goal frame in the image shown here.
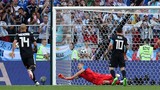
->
[52,6,160,85]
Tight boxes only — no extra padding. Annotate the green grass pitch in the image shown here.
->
[1,85,160,90]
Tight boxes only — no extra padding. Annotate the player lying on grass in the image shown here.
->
[58,62,120,85]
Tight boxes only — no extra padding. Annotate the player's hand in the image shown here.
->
[9,52,15,58]
[124,53,128,60]
[58,73,65,79]
[124,56,128,61]
[104,51,109,56]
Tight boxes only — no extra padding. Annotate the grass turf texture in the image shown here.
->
[1,85,160,90]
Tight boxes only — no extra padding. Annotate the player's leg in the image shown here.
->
[101,74,120,85]
[94,75,112,85]
[28,65,38,82]
[119,55,127,86]
[109,67,116,79]
[109,55,118,85]
[103,80,121,85]
[23,57,39,85]
[109,55,117,78]
[28,57,40,85]
[120,67,127,86]
[109,67,118,85]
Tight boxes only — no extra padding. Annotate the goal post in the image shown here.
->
[52,6,160,85]
[52,8,57,85]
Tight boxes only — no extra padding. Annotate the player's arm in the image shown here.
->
[124,38,129,54]
[58,68,85,80]
[107,39,114,53]
[31,33,38,53]
[10,40,17,58]
[12,40,17,52]
[33,41,38,53]
[31,32,37,47]
[10,34,18,58]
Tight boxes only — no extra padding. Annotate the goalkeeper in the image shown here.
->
[58,62,120,85]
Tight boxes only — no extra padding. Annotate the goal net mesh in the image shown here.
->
[55,8,160,85]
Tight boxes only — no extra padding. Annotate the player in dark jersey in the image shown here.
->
[58,62,120,85]
[10,24,39,85]
[107,28,128,86]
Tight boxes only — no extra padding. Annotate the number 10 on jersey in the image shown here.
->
[115,40,124,50]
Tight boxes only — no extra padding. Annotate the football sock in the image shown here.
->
[109,80,120,85]
[110,70,116,78]
[32,71,37,83]
[121,70,126,79]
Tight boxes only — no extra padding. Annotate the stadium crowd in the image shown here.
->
[0,0,159,60]
[0,0,51,43]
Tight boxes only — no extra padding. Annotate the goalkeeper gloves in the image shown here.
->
[58,74,65,79]
[58,73,74,80]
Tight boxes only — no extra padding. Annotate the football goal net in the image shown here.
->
[52,6,160,85]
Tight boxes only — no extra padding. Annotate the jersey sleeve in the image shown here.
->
[79,66,88,78]
[30,33,36,43]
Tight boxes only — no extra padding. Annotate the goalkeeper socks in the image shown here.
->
[110,70,116,78]
[121,70,126,79]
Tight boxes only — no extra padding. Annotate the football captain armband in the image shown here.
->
[83,66,87,70]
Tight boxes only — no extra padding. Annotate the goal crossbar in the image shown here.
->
[53,6,160,10]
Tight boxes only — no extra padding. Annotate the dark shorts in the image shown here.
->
[109,53,125,68]
[21,56,35,69]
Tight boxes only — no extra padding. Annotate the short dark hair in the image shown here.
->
[116,27,123,33]
[79,62,84,65]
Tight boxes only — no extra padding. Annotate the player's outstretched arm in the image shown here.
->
[12,40,17,52]
[58,69,85,80]
[10,40,17,58]
[107,40,113,55]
